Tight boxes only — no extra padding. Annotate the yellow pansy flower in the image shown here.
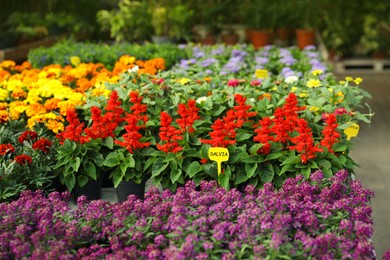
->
[306,79,322,88]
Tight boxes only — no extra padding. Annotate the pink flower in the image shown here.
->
[250,79,261,86]
[227,79,240,87]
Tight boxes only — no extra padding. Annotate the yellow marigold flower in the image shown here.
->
[255,69,268,79]
[25,103,47,117]
[11,87,27,100]
[70,56,81,67]
[4,79,23,91]
[0,110,9,123]
[47,67,62,78]
[0,88,9,101]
[0,60,16,69]
[58,100,77,115]
[291,86,297,92]
[46,119,64,133]
[311,69,323,76]
[354,77,363,85]
[0,102,7,110]
[345,76,353,82]
[179,78,191,85]
[330,91,344,104]
[306,79,322,88]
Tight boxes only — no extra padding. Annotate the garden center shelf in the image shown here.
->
[329,58,390,74]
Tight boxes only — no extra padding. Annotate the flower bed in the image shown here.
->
[0,170,376,259]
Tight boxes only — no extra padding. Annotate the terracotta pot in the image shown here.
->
[200,35,217,45]
[251,29,273,49]
[221,33,239,45]
[372,50,386,59]
[277,28,291,42]
[295,29,316,49]
[245,28,253,43]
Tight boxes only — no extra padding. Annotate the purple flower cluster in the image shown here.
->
[0,170,378,259]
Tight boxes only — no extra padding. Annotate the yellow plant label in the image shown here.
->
[208,147,229,175]
[255,69,268,79]
[344,123,359,140]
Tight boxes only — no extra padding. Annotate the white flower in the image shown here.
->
[249,98,255,103]
[285,75,298,84]
[196,96,207,104]
[128,65,139,73]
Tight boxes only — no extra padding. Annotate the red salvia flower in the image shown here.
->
[157,112,183,153]
[84,90,125,140]
[200,118,236,148]
[18,130,38,144]
[321,113,340,153]
[32,138,52,153]
[129,91,148,126]
[115,113,150,153]
[176,99,200,133]
[56,109,89,144]
[0,144,15,155]
[14,154,33,165]
[288,119,322,163]
[233,94,257,127]
[253,117,274,154]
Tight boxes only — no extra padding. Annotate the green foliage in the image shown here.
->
[27,39,188,69]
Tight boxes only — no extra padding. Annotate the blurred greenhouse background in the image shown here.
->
[1,0,390,61]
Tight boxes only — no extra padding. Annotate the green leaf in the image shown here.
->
[112,170,124,188]
[124,155,135,168]
[249,143,264,154]
[163,152,177,162]
[77,175,89,187]
[170,168,182,183]
[319,159,332,169]
[234,170,248,185]
[266,152,282,161]
[245,163,258,178]
[236,132,252,142]
[103,152,120,167]
[301,167,311,179]
[281,155,301,166]
[219,171,229,190]
[280,164,295,175]
[104,136,114,149]
[212,106,225,116]
[144,157,156,171]
[64,174,76,191]
[151,158,169,177]
[241,155,264,163]
[72,157,81,172]
[84,162,97,180]
[260,163,274,183]
[186,161,202,178]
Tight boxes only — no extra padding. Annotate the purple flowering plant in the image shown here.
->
[0,169,380,259]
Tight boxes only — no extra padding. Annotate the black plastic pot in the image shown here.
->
[116,179,146,202]
[73,178,103,201]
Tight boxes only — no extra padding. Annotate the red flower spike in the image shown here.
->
[321,113,340,153]
[157,112,183,153]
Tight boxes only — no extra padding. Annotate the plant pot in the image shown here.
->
[47,175,67,194]
[116,179,146,202]
[372,50,387,59]
[101,171,113,188]
[73,177,103,201]
[295,29,316,49]
[251,29,273,49]
[221,33,239,46]
[245,28,253,43]
[200,35,217,45]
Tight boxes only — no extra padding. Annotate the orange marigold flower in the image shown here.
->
[46,119,64,133]
[11,87,27,99]
[0,70,11,82]
[0,110,9,123]
[0,60,15,69]
[0,102,7,110]
[259,93,272,100]
[44,98,61,111]
[25,103,47,117]
[75,78,92,92]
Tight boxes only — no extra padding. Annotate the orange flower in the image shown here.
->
[259,93,272,100]
[11,87,27,100]
[44,98,61,111]
[75,78,92,92]
[0,110,9,123]
[0,60,15,69]
[0,102,7,110]
[25,103,47,117]
[0,70,11,82]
